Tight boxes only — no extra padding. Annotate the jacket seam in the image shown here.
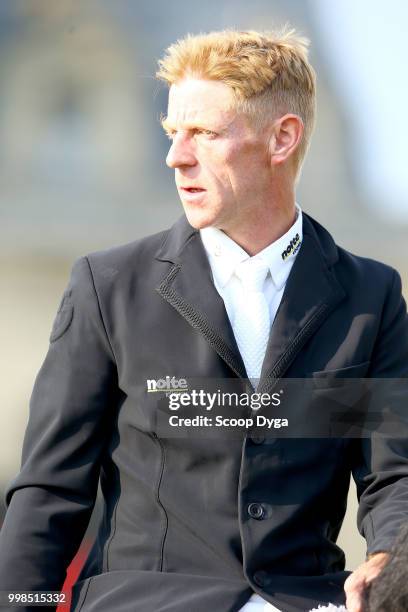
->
[76,575,93,612]
[103,492,120,572]
[154,435,169,572]
[368,511,375,544]
[83,253,120,573]
[373,268,399,345]
[84,255,118,365]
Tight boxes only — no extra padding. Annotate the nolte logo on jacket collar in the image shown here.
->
[281,233,301,260]
[147,376,188,393]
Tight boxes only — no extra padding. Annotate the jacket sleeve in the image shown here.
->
[351,268,408,556]
[0,256,119,596]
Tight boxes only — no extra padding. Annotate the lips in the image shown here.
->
[179,187,206,193]
[178,186,207,204]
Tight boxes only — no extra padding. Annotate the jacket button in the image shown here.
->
[253,570,270,587]
[250,436,265,445]
[248,502,266,520]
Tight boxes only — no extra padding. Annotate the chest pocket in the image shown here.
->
[311,360,371,389]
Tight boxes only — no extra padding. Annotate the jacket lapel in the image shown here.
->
[258,214,346,392]
[155,216,246,378]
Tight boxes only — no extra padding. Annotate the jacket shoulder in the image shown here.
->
[305,213,400,291]
[83,228,170,278]
[336,244,400,290]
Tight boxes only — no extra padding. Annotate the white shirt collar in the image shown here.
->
[200,203,303,291]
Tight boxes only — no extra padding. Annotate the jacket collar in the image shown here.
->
[155,214,345,385]
[199,203,303,291]
[155,212,338,267]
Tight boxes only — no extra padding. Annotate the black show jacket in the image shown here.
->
[1,213,408,612]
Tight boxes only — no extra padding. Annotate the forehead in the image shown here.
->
[167,78,238,126]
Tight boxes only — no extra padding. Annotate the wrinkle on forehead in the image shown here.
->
[166,78,239,130]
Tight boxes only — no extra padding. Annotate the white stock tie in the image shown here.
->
[233,259,271,385]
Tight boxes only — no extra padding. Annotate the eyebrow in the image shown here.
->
[160,114,225,134]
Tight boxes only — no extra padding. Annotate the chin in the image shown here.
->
[183,207,217,230]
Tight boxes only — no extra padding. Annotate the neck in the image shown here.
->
[222,191,297,256]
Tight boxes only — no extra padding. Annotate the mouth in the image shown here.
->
[179,187,206,193]
[178,186,207,203]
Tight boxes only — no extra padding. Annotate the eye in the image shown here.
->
[165,130,177,141]
[196,129,217,139]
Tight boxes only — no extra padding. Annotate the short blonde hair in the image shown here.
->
[157,28,316,171]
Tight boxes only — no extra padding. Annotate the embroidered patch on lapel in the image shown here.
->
[50,289,74,342]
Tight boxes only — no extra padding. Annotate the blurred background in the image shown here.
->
[1,0,407,577]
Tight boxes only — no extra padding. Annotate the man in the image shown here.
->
[0,28,407,612]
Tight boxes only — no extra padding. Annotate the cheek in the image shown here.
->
[198,140,267,192]
[198,147,233,186]
[227,145,266,181]
[229,137,268,167]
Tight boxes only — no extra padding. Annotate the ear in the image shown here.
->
[268,114,304,166]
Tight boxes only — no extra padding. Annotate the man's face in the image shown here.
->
[163,78,272,233]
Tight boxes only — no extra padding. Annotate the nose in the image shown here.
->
[166,133,197,169]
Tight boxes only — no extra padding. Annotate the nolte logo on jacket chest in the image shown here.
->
[146,376,188,393]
